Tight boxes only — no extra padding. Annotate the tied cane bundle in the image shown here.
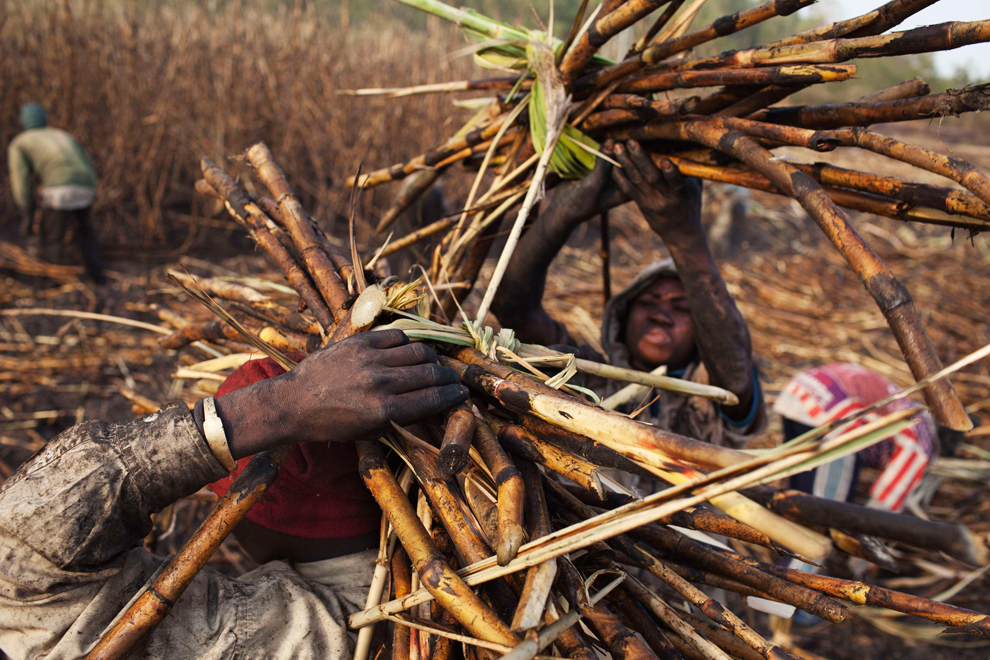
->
[88,131,990,660]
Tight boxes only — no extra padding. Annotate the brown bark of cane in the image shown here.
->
[357,440,518,646]
[439,405,476,478]
[580,0,816,90]
[471,413,527,566]
[608,588,685,660]
[246,143,350,322]
[749,84,990,128]
[663,155,990,231]
[392,548,414,660]
[200,157,335,329]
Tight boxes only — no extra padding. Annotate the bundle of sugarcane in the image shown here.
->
[86,144,990,660]
[339,0,990,440]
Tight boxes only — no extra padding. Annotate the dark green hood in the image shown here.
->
[19,103,47,130]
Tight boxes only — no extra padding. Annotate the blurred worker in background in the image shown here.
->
[493,139,765,462]
[7,103,105,283]
[774,362,959,513]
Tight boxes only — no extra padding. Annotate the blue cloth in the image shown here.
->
[718,368,761,430]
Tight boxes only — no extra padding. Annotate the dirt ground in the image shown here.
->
[3,122,990,659]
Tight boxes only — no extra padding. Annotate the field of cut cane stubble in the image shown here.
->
[5,2,990,659]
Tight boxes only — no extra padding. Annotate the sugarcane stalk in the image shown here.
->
[584,94,700,126]
[400,433,498,567]
[677,613,763,660]
[856,76,930,103]
[392,549,414,660]
[622,575,730,660]
[613,63,855,97]
[633,120,971,431]
[628,545,792,660]
[581,0,816,90]
[165,271,319,335]
[258,326,321,353]
[557,559,661,660]
[201,157,335,329]
[246,143,350,321]
[450,359,831,559]
[629,0,687,55]
[828,126,990,206]
[342,76,523,98]
[438,404,476,477]
[664,156,990,231]
[608,587,685,660]
[749,84,990,128]
[568,487,792,558]
[472,413,527,566]
[730,553,990,637]
[632,526,847,623]
[348,115,513,188]
[661,559,790,602]
[357,440,518,646]
[460,471,500,546]
[158,319,252,350]
[495,422,606,500]
[559,0,675,87]
[746,487,986,565]
[667,19,990,72]
[379,216,458,259]
[376,169,447,235]
[521,416,656,481]
[84,445,291,660]
[510,461,557,632]
[544,478,790,660]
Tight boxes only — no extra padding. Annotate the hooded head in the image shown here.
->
[19,103,47,131]
[600,259,696,372]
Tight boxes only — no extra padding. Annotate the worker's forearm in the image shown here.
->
[490,201,584,343]
[0,403,227,573]
[664,229,755,412]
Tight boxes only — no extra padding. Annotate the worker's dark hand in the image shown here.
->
[215,330,468,458]
[608,140,703,240]
[548,145,627,225]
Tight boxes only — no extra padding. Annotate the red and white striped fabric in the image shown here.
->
[773,363,935,512]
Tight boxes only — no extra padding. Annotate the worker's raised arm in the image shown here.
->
[0,330,466,658]
[490,155,624,345]
[610,141,757,420]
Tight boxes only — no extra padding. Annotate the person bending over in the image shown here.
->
[7,103,105,283]
[774,362,963,513]
[0,331,468,659]
[492,140,765,452]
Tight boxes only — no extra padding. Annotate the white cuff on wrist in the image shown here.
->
[203,396,237,471]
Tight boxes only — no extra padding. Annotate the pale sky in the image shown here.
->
[829,0,990,78]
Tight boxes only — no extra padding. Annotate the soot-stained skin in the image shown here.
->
[205,330,468,459]
[608,140,755,416]
[491,139,756,418]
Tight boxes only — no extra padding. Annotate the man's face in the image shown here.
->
[623,277,696,372]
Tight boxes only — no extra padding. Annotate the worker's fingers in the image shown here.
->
[612,143,645,188]
[626,141,662,187]
[380,341,438,367]
[659,158,685,191]
[363,328,410,349]
[385,363,461,394]
[611,165,637,200]
[387,384,470,425]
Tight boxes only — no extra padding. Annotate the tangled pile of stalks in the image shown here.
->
[83,137,990,660]
[84,0,990,657]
